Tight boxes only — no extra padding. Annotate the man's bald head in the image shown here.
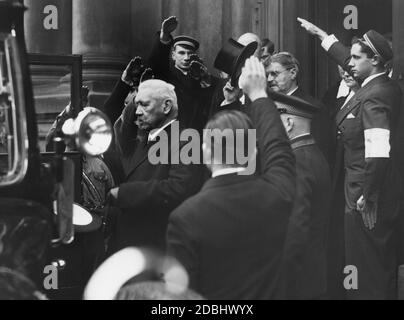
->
[237,33,261,57]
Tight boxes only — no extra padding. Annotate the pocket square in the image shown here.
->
[347,113,356,119]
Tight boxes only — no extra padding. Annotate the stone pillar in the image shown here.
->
[72,0,131,107]
[197,0,223,72]
[24,0,72,54]
[131,0,162,59]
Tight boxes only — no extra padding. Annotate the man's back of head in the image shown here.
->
[203,110,256,175]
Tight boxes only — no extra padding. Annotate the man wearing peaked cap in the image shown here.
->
[172,36,200,52]
[147,16,216,132]
[272,92,332,300]
[299,18,403,300]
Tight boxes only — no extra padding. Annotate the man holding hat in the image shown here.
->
[208,36,259,117]
[148,16,214,132]
[273,92,332,300]
[299,18,403,300]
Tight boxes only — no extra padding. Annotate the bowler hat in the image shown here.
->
[268,90,320,119]
[214,38,258,87]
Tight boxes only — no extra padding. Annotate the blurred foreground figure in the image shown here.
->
[84,247,201,300]
[0,267,47,300]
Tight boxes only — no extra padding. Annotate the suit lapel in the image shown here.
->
[124,140,151,180]
[336,94,361,126]
[336,75,389,127]
[124,122,176,180]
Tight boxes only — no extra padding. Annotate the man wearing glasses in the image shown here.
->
[266,52,333,168]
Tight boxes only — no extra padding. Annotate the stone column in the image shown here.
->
[197,0,223,73]
[72,0,131,107]
[131,0,162,59]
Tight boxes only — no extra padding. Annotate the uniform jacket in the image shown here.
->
[280,135,331,300]
[167,97,296,300]
[291,88,334,169]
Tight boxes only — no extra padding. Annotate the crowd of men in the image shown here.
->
[66,15,404,300]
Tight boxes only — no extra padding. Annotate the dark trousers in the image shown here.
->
[344,202,399,300]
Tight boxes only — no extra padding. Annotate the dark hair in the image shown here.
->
[262,38,275,55]
[204,110,255,167]
[351,37,376,59]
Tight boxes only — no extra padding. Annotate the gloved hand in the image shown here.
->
[189,56,211,87]
[121,57,145,88]
[140,68,154,83]
[161,16,178,43]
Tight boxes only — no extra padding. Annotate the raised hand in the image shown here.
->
[162,16,178,35]
[122,57,144,87]
[238,57,268,102]
[140,68,154,83]
[297,17,329,41]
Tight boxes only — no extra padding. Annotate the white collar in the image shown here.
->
[212,167,246,178]
[336,80,351,99]
[148,119,176,142]
[292,133,311,141]
[361,72,385,88]
[287,86,299,96]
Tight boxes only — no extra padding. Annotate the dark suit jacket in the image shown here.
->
[280,135,331,300]
[148,33,215,131]
[103,80,204,252]
[167,97,296,300]
[327,42,403,207]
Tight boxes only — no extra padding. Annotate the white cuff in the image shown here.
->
[321,34,339,51]
[364,128,391,158]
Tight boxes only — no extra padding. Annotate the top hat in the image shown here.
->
[173,36,200,51]
[268,90,320,119]
[214,38,258,87]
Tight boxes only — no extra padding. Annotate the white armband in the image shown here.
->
[364,128,391,159]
